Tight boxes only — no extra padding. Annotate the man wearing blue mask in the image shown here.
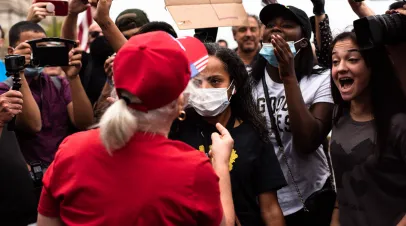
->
[0,21,94,183]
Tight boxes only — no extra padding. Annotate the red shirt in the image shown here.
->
[38,129,223,226]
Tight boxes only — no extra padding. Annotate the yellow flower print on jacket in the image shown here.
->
[198,145,238,171]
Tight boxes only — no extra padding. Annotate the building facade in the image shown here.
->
[0,0,54,58]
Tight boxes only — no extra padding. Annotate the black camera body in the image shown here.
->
[4,55,26,131]
[29,161,46,188]
[5,55,25,75]
[354,13,406,50]
[27,37,77,67]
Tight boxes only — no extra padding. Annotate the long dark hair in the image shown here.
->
[330,32,406,153]
[204,43,270,142]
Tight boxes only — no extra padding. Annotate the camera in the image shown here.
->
[5,55,25,75]
[27,37,77,67]
[28,161,47,187]
[354,13,406,50]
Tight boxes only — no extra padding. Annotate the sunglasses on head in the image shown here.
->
[89,31,101,38]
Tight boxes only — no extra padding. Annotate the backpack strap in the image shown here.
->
[3,76,13,88]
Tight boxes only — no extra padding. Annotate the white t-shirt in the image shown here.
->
[253,69,333,216]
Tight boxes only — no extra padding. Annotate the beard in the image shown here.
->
[239,37,258,53]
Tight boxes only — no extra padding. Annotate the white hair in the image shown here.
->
[97,93,179,155]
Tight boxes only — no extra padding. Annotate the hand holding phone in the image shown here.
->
[89,0,113,24]
[34,0,69,16]
[27,1,56,23]
[68,0,90,15]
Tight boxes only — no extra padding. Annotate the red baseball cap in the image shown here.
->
[113,31,208,112]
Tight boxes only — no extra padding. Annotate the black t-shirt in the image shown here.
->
[331,112,406,226]
[0,126,38,225]
[170,115,287,226]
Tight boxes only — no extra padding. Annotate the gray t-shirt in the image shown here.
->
[331,112,406,226]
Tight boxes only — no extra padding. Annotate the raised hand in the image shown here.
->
[27,1,55,23]
[271,34,296,79]
[209,123,234,166]
[12,42,32,66]
[88,0,113,24]
[104,54,115,80]
[348,0,375,18]
[62,43,83,80]
[311,0,325,15]
[68,0,90,15]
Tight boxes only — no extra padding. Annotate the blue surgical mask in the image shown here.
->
[24,67,44,77]
[259,38,306,67]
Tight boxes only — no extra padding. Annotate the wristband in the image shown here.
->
[312,0,325,16]
[313,6,325,16]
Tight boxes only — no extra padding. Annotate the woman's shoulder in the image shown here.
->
[302,67,331,84]
[59,129,102,152]
[232,121,268,145]
[51,129,103,167]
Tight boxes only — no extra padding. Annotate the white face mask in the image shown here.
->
[187,81,236,117]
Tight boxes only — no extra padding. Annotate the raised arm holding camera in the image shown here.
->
[0,21,93,171]
[349,0,406,95]
[4,42,41,133]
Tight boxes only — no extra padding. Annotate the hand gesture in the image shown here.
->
[12,42,32,66]
[209,123,234,166]
[104,54,115,79]
[106,89,118,104]
[386,4,406,16]
[69,0,90,15]
[0,90,23,127]
[311,0,325,15]
[27,0,55,23]
[88,0,113,23]
[348,0,375,18]
[62,43,83,79]
[271,35,296,79]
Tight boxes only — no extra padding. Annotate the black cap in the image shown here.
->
[259,4,312,40]
[115,9,150,32]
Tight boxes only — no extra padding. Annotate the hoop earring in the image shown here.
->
[178,110,186,121]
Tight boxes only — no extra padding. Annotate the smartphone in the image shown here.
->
[35,0,69,16]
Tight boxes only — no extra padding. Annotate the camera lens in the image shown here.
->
[379,13,406,45]
[5,55,26,72]
[354,13,406,49]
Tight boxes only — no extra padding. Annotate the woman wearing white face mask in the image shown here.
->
[170,43,287,226]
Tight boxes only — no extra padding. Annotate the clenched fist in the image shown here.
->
[0,90,23,127]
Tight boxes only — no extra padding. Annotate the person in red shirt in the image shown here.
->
[37,31,235,226]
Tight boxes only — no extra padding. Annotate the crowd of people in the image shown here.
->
[0,0,405,225]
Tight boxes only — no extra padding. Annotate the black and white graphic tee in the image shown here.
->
[331,112,406,226]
